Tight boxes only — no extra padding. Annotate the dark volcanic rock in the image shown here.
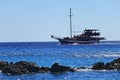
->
[0,61,9,70]
[92,62,105,70]
[50,63,74,73]
[40,67,50,73]
[2,61,41,75]
[105,58,120,70]
[2,64,28,75]
[15,61,40,73]
[92,58,120,70]
[1,61,75,75]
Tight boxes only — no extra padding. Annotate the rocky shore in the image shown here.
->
[1,58,120,75]
[0,61,74,75]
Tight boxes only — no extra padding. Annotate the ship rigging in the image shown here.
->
[51,8,105,44]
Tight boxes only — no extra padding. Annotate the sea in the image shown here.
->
[0,41,120,80]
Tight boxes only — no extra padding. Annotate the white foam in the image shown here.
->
[76,69,110,72]
[73,53,120,58]
[75,68,92,72]
[103,54,120,57]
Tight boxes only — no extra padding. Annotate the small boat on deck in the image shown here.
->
[51,8,105,44]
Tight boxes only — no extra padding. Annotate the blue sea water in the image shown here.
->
[0,41,120,80]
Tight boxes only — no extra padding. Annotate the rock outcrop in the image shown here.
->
[0,61,74,75]
[2,61,41,75]
[0,61,9,70]
[105,58,120,70]
[92,58,120,70]
[92,62,105,70]
[50,63,74,73]
[1,58,120,75]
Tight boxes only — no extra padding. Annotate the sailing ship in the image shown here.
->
[51,8,105,44]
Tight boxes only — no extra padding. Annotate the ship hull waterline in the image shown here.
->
[57,39,99,44]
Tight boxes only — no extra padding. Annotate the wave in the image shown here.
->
[73,53,120,58]
[0,52,120,59]
[76,68,117,72]
[76,68,93,72]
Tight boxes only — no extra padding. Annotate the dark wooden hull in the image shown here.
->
[57,39,99,44]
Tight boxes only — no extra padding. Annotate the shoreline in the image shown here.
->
[1,58,120,75]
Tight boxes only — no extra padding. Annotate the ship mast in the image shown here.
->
[69,8,73,38]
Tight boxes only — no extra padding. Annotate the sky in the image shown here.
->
[0,0,120,42]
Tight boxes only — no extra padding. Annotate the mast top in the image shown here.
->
[69,8,73,18]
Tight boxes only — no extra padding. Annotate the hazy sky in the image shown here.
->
[0,0,120,42]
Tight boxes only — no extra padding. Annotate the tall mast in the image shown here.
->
[69,8,73,38]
